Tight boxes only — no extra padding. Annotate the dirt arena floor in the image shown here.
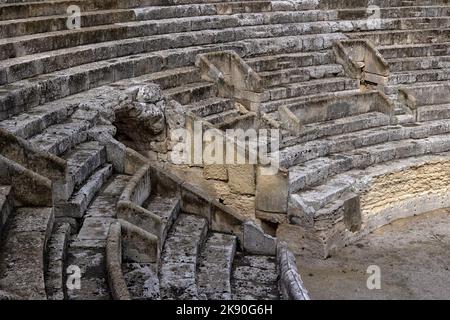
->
[297,208,450,299]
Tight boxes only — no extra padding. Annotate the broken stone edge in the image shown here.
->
[277,242,310,300]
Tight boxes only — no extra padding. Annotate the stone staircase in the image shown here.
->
[115,167,290,300]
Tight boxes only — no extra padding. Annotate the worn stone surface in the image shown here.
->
[0,207,54,300]
[231,253,280,300]
[122,263,160,300]
[197,232,236,300]
[159,214,207,300]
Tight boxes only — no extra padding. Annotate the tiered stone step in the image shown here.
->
[142,194,180,245]
[388,55,450,72]
[122,262,160,300]
[388,67,450,86]
[66,174,130,300]
[135,0,317,21]
[261,77,360,113]
[0,207,54,299]
[347,28,450,47]
[112,172,182,301]
[231,254,280,300]
[0,30,346,120]
[336,5,450,20]
[319,0,450,9]
[379,42,450,59]
[187,97,234,118]
[164,82,218,106]
[259,64,344,88]
[197,232,237,300]
[0,0,159,21]
[0,17,363,61]
[159,214,208,300]
[417,103,450,121]
[289,130,450,214]
[157,70,252,128]
[58,141,107,202]
[280,111,391,149]
[0,9,137,38]
[246,50,336,73]
[280,118,450,170]
[45,222,71,300]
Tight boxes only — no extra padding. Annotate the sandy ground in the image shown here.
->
[297,208,450,300]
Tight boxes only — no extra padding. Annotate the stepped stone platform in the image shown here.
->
[0,0,449,300]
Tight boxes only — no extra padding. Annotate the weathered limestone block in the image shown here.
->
[120,219,159,264]
[210,201,245,245]
[181,183,212,223]
[287,194,315,228]
[203,164,228,181]
[228,164,256,195]
[277,242,310,300]
[243,220,276,255]
[255,167,288,213]
[114,84,167,150]
[106,222,131,300]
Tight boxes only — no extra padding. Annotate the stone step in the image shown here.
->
[0,185,13,239]
[319,0,450,9]
[0,9,137,38]
[347,28,450,46]
[246,50,336,72]
[281,111,391,149]
[293,132,450,209]
[83,174,130,220]
[388,55,450,72]
[298,174,356,211]
[378,42,450,58]
[261,77,359,108]
[278,119,450,169]
[159,213,208,300]
[0,0,159,21]
[55,164,113,219]
[262,87,361,115]
[135,1,317,21]
[0,54,163,119]
[0,101,77,139]
[388,67,450,86]
[417,103,450,121]
[197,232,237,300]
[62,141,107,192]
[231,253,279,300]
[164,82,218,105]
[0,207,54,299]
[260,64,344,87]
[0,18,363,61]
[0,57,199,120]
[186,97,234,118]
[122,262,160,300]
[45,222,71,300]
[0,28,344,89]
[140,66,201,90]
[337,5,450,20]
[203,108,241,125]
[66,174,129,300]
[0,30,345,120]
[27,120,92,156]
[143,194,180,245]
[217,112,256,130]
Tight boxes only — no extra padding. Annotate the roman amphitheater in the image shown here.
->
[0,0,449,300]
